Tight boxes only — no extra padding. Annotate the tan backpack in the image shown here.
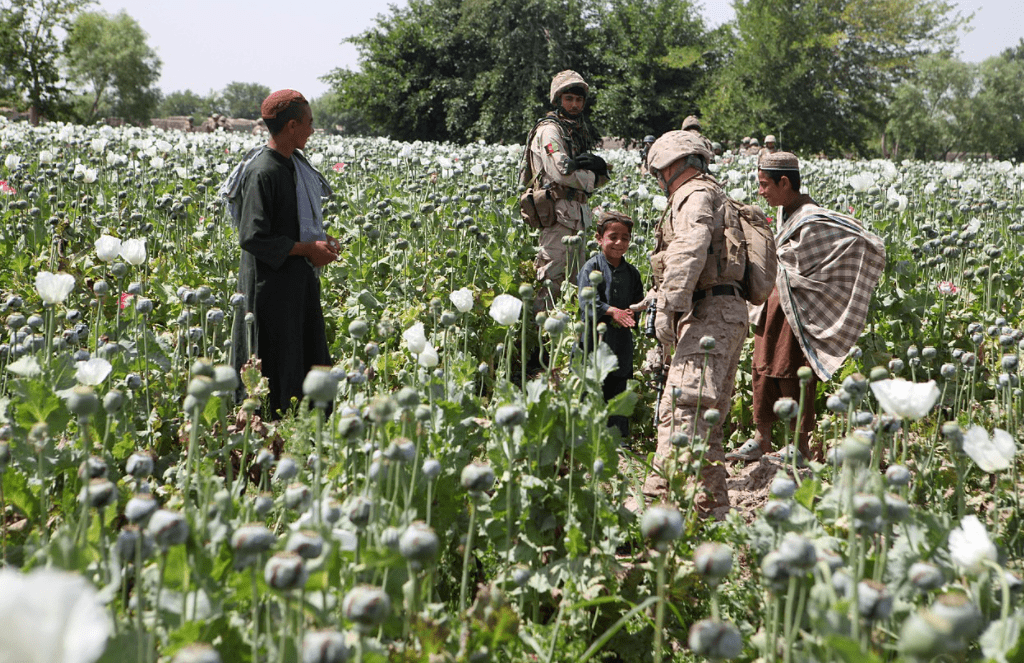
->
[723,199,777,305]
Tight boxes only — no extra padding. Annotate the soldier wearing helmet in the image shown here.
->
[745,137,762,156]
[521,70,610,322]
[758,135,779,160]
[641,130,747,514]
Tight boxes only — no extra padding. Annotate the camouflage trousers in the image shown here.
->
[643,296,748,511]
[534,220,585,314]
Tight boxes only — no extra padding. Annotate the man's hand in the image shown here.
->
[573,153,608,178]
[292,236,339,267]
[608,306,635,328]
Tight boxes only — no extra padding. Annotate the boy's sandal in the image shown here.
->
[725,438,763,462]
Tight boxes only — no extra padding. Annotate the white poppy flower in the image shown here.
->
[470,164,484,176]
[962,425,1016,473]
[309,153,324,167]
[869,379,939,420]
[403,322,427,354]
[120,239,147,266]
[39,150,54,164]
[489,294,523,326]
[0,567,111,663]
[150,156,164,169]
[847,172,876,193]
[941,163,964,180]
[35,271,75,305]
[418,342,439,368]
[94,235,121,262]
[90,138,107,153]
[728,188,748,202]
[652,195,668,211]
[948,515,997,574]
[75,358,112,386]
[4,154,20,170]
[450,288,474,313]
[214,163,229,175]
[174,167,187,179]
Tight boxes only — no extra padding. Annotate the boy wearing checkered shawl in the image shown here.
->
[745,152,885,461]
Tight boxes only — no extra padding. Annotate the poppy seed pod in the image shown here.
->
[898,610,957,659]
[693,542,733,581]
[495,404,526,427]
[273,456,299,482]
[776,533,817,574]
[931,592,983,638]
[688,619,743,660]
[769,476,797,499]
[640,505,683,548]
[264,551,308,592]
[763,499,792,523]
[125,493,158,524]
[253,493,274,517]
[589,270,604,286]
[67,385,99,417]
[79,478,116,509]
[342,585,391,633]
[211,365,239,393]
[908,561,944,592]
[460,462,496,496]
[301,630,348,663]
[858,579,893,620]
[699,336,716,351]
[286,530,324,559]
[303,366,338,407]
[147,509,189,549]
[284,483,311,511]
[347,496,372,529]
[399,521,439,570]
[126,451,154,478]
[885,464,911,486]
[772,398,797,420]
[186,375,215,404]
[422,458,441,480]
[231,523,276,556]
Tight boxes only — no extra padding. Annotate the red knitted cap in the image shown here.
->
[260,89,307,119]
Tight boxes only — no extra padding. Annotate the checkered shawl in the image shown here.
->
[776,203,886,381]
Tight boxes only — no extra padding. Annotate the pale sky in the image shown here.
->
[92,0,1022,101]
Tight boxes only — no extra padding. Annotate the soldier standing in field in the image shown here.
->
[522,70,610,316]
[640,130,749,514]
[758,135,779,160]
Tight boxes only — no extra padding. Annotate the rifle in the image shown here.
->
[643,298,667,428]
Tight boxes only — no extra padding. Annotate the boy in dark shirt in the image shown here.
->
[578,211,645,437]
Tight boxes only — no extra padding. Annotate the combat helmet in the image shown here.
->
[682,115,702,131]
[549,70,589,105]
[646,130,714,177]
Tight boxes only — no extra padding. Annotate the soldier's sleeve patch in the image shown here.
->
[544,142,559,155]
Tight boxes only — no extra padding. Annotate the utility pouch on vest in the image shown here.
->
[724,198,777,305]
[519,187,556,229]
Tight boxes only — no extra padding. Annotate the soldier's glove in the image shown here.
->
[641,346,665,377]
[655,307,676,348]
[572,153,608,178]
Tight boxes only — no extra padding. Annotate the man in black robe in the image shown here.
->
[230,89,338,418]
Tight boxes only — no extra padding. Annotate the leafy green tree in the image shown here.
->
[158,89,216,122]
[310,88,378,135]
[701,0,966,155]
[216,82,271,119]
[0,0,89,124]
[885,54,974,160]
[326,0,592,143]
[970,53,1024,160]
[587,0,711,141]
[65,9,161,124]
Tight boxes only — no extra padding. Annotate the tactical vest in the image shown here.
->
[650,174,739,293]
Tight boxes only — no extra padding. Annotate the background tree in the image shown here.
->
[65,9,161,124]
[325,0,593,143]
[969,48,1024,160]
[0,0,89,124]
[215,81,271,119]
[885,54,974,160]
[587,0,711,142]
[700,0,966,155]
[158,89,216,124]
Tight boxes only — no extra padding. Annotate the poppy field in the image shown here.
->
[1,118,1024,663]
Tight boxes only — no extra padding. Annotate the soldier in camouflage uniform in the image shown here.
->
[522,70,610,314]
[745,137,762,157]
[758,134,779,161]
[641,131,748,512]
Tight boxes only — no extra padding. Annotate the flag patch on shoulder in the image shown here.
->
[544,142,559,155]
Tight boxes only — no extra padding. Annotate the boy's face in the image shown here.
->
[597,221,631,263]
